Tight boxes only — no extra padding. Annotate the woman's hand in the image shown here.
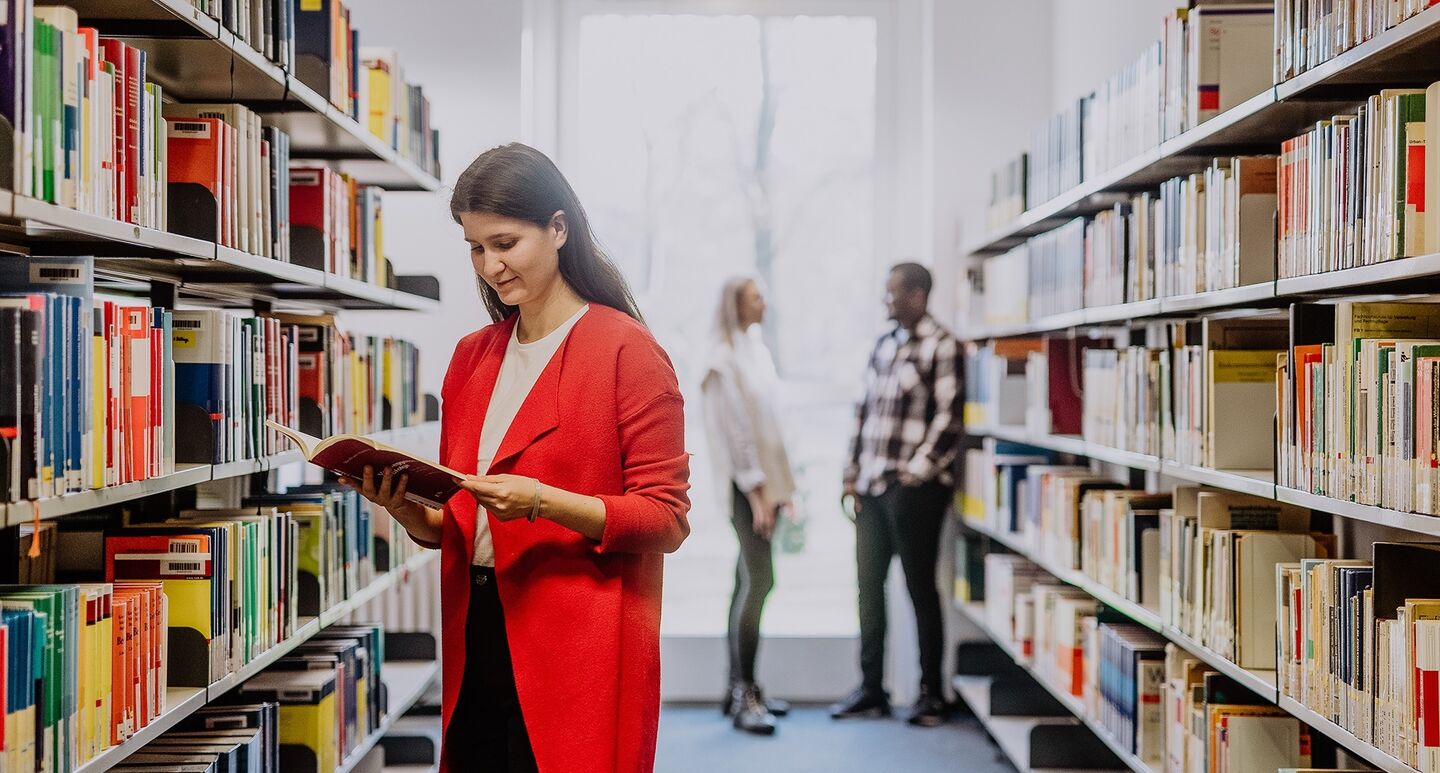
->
[339,465,443,546]
[341,465,424,521]
[462,474,543,522]
[746,488,776,540]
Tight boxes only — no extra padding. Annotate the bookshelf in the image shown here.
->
[72,549,440,773]
[965,4,1440,259]
[953,9,1440,772]
[0,2,450,770]
[950,674,1122,773]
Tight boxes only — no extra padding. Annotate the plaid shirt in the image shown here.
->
[845,314,963,496]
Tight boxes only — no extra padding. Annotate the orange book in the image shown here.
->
[119,307,151,483]
[165,118,224,243]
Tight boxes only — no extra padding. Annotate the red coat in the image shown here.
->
[436,305,691,773]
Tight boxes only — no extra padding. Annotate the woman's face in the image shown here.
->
[461,209,569,308]
[738,280,766,327]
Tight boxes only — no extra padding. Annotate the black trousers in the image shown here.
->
[727,484,776,685]
[444,567,538,773]
[856,481,949,695]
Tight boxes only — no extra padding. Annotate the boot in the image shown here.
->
[732,682,778,736]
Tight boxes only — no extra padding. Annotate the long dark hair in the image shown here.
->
[450,143,643,324]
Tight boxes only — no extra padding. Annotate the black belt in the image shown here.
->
[470,565,495,587]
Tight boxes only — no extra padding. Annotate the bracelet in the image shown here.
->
[528,478,542,523]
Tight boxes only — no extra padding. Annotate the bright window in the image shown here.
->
[567,9,882,636]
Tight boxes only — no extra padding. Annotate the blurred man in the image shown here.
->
[832,262,961,728]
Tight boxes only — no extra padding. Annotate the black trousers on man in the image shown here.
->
[856,481,949,695]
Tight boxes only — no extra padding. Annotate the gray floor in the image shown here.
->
[654,706,1017,772]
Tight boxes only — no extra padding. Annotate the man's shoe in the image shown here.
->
[754,683,790,717]
[906,687,946,727]
[829,686,891,719]
[732,683,778,736]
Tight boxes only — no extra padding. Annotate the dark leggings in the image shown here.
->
[444,567,538,773]
[727,484,776,685]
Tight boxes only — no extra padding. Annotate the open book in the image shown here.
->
[267,421,465,509]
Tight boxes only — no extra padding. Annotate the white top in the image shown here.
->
[700,325,796,504]
[472,304,589,566]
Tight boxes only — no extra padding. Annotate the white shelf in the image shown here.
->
[1275,252,1440,296]
[338,661,442,773]
[1275,487,1440,538]
[966,518,1163,633]
[952,674,1124,773]
[72,549,440,772]
[3,422,440,526]
[954,602,1157,773]
[1276,695,1418,773]
[73,687,209,773]
[970,425,1158,471]
[1160,626,1277,701]
[1159,463,1276,499]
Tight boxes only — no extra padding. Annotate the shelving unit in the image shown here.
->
[54,0,441,192]
[954,602,1155,773]
[337,661,442,773]
[951,674,1122,773]
[0,4,449,769]
[3,421,440,526]
[72,549,439,773]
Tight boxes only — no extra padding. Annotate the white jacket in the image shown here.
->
[700,327,797,504]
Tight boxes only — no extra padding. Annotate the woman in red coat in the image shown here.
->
[344,143,691,772]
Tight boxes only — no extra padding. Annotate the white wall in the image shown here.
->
[1049,0,1179,112]
[342,0,527,397]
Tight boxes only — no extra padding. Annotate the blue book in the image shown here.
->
[172,310,230,464]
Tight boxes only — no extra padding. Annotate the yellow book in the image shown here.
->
[240,669,339,773]
[365,64,392,142]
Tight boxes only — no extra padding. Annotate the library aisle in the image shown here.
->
[23,0,1440,772]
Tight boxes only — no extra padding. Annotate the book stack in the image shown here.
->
[1082,345,1162,455]
[979,244,1029,328]
[236,624,387,773]
[1156,157,1279,297]
[103,506,300,688]
[1092,622,1167,766]
[1274,542,1440,770]
[295,4,440,178]
[4,6,170,227]
[360,48,440,178]
[985,154,1027,231]
[289,167,388,285]
[0,582,169,771]
[1027,218,1086,319]
[1163,647,1315,773]
[173,310,299,466]
[1277,88,1433,279]
[275,314,423,441]
[0,258,177,503]
[1279,302,1440,508]
[1275,0,1438,82]
[1161,5,1274,141]
[1078,489,1169,610]
[953,530,986,605]
[962,339,1040,429]
[982,552,1049,658]
[1082,42,1162,180]
[1082,200,1151,308]
[244,487,376,615]
[1027,101,1085,207]
[1163,317,1287,471]
[1024,336,1089,437]
[960,439,1052,535]
[181,0,296,70]
[116,700,277,772]
[1159,487,1331,669]
[165,103,291,262]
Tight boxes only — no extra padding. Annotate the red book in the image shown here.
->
[123,45,143,224]
[109,592,131,742]
[165,118,224,242]
[119,307,151,482]
[290,167,334,271]
[98,40,128,222]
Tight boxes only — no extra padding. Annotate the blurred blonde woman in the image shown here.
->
[702,276,797,736]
